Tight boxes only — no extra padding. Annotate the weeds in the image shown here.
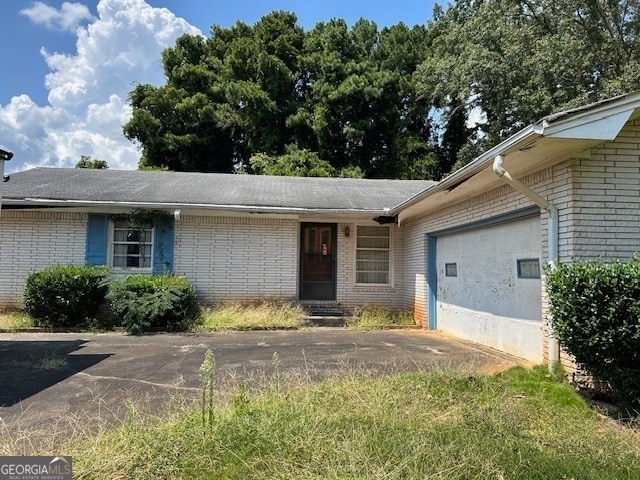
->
[56,365,640,479]
[198,300,304,331]
[199,349,215,428]
[0,311,33,330]
[348,306,416,330]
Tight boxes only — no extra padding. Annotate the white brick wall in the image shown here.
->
[173,216,405,310]
[0,211,87,307]
[173,215,299,303]
[569,119,640,260]
[335,222,404,312]
[399,162,573,360]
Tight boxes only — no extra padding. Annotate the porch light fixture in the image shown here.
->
[344,225,350,237]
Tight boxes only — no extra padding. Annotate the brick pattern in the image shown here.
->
[173,215,299,303]
[399,162,574,359]
[569,119,640,260]
[335,222,404,313]
[0,211,87,308]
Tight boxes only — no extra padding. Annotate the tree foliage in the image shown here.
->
[418,0,640,169]
[546,260,640,405]
[124,3,640,178]
[76,155,108,169]
[124,12,434,178]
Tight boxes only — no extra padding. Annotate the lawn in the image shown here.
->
[45,365,640,479]
[1,301,416,332]
[0,310,33,330]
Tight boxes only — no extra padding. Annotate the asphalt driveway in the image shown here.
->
[0,329,525,443]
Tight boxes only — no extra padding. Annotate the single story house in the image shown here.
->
[2,91,640,367]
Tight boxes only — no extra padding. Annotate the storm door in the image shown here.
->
[300,223,337,300]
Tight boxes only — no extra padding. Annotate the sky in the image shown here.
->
[0,0,437,173]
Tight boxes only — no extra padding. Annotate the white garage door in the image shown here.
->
[436,216,543,362]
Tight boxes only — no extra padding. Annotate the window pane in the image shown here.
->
[517,259,540,279]
[111,220,153,270]
[113,256,126,267]
[356,226,390,284]
[113,229,128,242]
[357,271,389,284]
[357,236,389,249]
[445,263,458,277]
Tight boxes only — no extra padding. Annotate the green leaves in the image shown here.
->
[546,260,640,405]
[23,265,110,328]
[106,275,200,335]
[124,12,435,179]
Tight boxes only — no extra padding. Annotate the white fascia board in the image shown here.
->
[542,91,640,140]
[390,124,543,215]
[542,109,634,140]
[5,198,391,217]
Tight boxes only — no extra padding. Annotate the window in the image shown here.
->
[517,258,541,279]
[111,220,153,270]
[356,226,390,284]
[445,263,458,277]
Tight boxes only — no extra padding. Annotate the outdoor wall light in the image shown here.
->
[0,149,13,161]
[344,225,350,237]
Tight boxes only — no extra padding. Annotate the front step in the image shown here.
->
[301,305,349,327]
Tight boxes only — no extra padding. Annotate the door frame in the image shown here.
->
[299,222,337,300]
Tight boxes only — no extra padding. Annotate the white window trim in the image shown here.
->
[107,219,154,273]
[354,224,394,287]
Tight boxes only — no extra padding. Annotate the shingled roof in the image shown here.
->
[3,168,436,214]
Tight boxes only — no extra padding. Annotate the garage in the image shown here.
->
[432,214,544,362]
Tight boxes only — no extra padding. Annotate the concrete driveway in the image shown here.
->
[0,329,525,444]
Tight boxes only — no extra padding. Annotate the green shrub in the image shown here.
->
[23,264,109,328]
[107,275,199,334]
[546,260,640,405]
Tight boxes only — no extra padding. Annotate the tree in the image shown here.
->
[124,11,304,173]
[123,12,436,179]
[75,156,108,169]
[249,146,337,177]
[417,0,640,172]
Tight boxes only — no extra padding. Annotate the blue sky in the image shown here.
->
[0,0,437,172]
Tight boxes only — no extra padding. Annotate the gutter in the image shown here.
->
[391,125,543,216]
[3,198,394,217]
[0,148,13,214]
[492,154,560,368]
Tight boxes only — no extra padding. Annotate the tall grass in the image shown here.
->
[198,300,304,331]
[348,306,416,330]
[0,311,33,330]
[61,365,640,479]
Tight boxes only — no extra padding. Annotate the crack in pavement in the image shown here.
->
[76,372,201,393]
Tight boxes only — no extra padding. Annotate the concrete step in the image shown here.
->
[300,315,348,327]
[305,305,345,317]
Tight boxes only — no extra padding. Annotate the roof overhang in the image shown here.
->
[393,91,640,223]
[2,198,394,218]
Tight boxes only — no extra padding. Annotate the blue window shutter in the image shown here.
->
[153,216,174,274]
[86,213,108,265]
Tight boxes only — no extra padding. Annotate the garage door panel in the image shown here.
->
[435,216,543,362]
[437,217,542,321]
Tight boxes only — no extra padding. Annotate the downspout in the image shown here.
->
[492,154,560,369]
[0,149,13,215]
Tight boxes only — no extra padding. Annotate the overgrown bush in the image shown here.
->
[23,264,109,328]
[107,275,199,334]
[546,260,640,405]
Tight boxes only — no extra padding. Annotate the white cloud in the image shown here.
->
[3,0,201,172]
[19,1,95,33]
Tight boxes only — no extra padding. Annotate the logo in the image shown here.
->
[0,456,72,480]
